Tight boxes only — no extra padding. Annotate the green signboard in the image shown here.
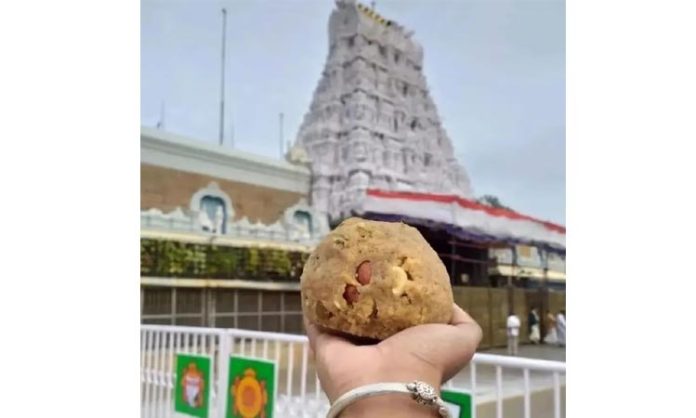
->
[441,389,475,418]
[174,353,212,418]
[226,355,277,418]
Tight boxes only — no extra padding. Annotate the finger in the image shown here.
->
[450,303,477,326]
[449,303,483,348]
[304,316,321,352]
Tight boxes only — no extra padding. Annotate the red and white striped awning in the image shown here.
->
[358,189,565,249]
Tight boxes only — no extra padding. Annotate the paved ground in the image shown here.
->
[481,343,566,362]
[464,344,566,418]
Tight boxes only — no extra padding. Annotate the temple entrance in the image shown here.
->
[412,225,491,287]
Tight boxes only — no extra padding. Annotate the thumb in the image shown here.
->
[304,317,355,356]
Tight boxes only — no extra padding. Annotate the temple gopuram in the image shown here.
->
[140,0,565,348]
[289,0,564,287]
[290,0,473,219]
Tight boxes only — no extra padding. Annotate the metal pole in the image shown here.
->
[511,245,518,286]
[219,8,227,146]
[509,245,516,309]
[542,249,549,288]
[450,240,455,285]
[542,249,549,334]
[157,101,166,129]
[538,248,547,337]
[279,112,284,159]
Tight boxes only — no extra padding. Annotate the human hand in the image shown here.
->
[305,303,482,417]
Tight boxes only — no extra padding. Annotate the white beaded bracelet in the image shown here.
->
[326,380,451,418]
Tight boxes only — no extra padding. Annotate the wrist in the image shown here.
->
[332,370,443,418]
[330,362,442,403]
[340,393,440,418]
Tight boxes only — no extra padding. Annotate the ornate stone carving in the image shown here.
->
[188,182,234,234]
[291,1,473,220]
[141,197,330,245]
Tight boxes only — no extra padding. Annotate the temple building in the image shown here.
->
[140,0,564,343]
[141,126,329,246]
[289,0,565,287]
[289,0,472,221]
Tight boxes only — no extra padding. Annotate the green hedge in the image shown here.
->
[140,238,309,281]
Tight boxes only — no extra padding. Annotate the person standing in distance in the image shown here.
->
[544,310,558,344]
[556,310,566,347]
[506,312,521,356]
[528,308,541,344]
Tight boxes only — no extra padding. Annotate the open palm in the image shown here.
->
[305,303,482,402]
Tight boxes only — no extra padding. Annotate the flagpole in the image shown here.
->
[279,112,284,159]
[157,100,166,129]
[219,8,227,146]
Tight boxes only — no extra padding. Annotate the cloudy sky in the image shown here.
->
[141,0,565,224]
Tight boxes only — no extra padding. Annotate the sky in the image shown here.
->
[141,0,565,224]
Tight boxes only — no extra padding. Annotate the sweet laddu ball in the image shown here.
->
[301,217,454,340]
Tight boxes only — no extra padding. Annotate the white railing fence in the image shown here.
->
[141,325,565,418]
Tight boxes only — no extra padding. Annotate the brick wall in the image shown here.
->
[141,164,308,224]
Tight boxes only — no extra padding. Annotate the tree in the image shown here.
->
[477,194,513,211]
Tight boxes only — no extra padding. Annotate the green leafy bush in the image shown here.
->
[140,238,309,281]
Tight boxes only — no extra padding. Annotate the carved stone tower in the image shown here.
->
[290,0,473,221]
